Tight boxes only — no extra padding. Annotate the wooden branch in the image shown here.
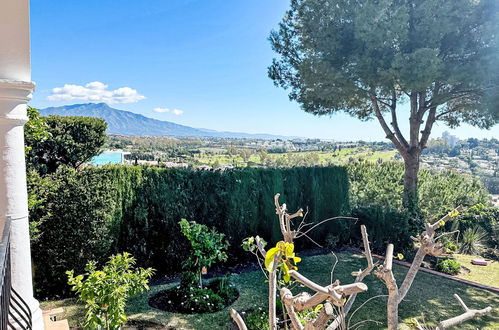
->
[419,105,437,149]
[360,225,374,271]
[396,246,425,303]
[255,236,267,257]
[230,309,248,330]
[436,294,492,329]
[335,282,368,296]
[385,244,394,271]
[429,206,463,231]
[371,96,409,160]
[289,270,332,296]
[280,288,304,330]
[389,98,409,149]
[269,253,279,330]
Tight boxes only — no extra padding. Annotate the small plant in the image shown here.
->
[460,226,487,255]
[179,218,229,288]
[246,308,269,330]
[435,258,461,275]
[297,304,324,325]
[67,253,154,330]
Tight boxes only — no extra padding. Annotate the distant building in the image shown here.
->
[442,131,459,148]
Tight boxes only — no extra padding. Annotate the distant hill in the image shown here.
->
[39,103,296,139]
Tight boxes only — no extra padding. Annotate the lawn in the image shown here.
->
[40,253,499,329]
[194,148,397,167]
[454,254,499,288]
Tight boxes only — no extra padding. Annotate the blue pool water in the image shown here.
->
[91,152,123,166]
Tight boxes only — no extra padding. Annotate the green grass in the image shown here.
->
[194,148,397,167]
[40,253,499,329]
[453,254,499,288]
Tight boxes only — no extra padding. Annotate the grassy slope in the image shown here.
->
[453,254,499,288]
[40,253,499,329]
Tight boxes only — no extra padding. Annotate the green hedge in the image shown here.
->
[32,166,350,298]
[31,161,493,299]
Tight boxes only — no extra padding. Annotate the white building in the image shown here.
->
[0,0,43,328]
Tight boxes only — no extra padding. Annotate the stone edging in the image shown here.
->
[372,254,499,294]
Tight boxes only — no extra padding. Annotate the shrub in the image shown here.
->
[460,226,487,255]
[246,309,269,330]
[179,219,229,289]
[66,253,154,330]
[435,258,461,275]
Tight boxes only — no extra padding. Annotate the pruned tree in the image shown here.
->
[268,0,499,209]
[232,194,492,329]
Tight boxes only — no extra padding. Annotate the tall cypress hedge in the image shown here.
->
[32,166,350,298]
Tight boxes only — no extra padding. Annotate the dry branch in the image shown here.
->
[436,294,492,329]
[230,309,248,330]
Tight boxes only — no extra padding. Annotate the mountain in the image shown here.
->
[39,103,296,139]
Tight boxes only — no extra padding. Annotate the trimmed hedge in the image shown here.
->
[31,161,493,299]
[32,166,350,298]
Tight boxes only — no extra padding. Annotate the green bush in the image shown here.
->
[435,258,461,275]
[460,226,487,255]
[246,309,269,330]
[179,219,228,289]
[66,253,154,330]
[31,165,350,298]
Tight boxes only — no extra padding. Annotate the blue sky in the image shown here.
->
[30,0,498,141]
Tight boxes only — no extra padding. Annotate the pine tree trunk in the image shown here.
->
[403,155,419,211]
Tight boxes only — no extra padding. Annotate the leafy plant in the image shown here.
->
[66,253,154,330]
[435,258,461,275]
[246,309,269,330]
[179,218,229,288]
[460,226,487,255]
[265,241,301,283]
[297,304,324,325]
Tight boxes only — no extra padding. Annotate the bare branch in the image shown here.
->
[436,294,492,329]
[296,217,357,239]
[230,309,248,330]
[280,288,305,330]
[371,96,409,160]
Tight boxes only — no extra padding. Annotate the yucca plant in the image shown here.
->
[459,226,487,255]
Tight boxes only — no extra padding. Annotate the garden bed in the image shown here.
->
[149,278,239,314]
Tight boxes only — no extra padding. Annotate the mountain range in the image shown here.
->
[39,103,296,139]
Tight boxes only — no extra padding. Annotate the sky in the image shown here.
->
[30,0,498,141]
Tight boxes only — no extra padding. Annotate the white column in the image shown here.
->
[0,0,43,329]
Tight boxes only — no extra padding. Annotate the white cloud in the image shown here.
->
[153,107,184,115]
[47,81,145,104]
[153,107,170,113]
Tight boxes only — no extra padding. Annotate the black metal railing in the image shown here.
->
[0,219,32,330]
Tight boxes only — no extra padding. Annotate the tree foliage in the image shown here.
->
[269,0,499,206]
[270,0,499,126]
[179,219,229,288]
[25,109,107,174]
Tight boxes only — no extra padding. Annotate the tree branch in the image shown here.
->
[389,91,409,149]
[230,309,248,330]
[436,294,492,329]
[371,96,409,160]
[419,106,437,150]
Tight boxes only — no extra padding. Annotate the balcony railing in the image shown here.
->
[0,219,32,330]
